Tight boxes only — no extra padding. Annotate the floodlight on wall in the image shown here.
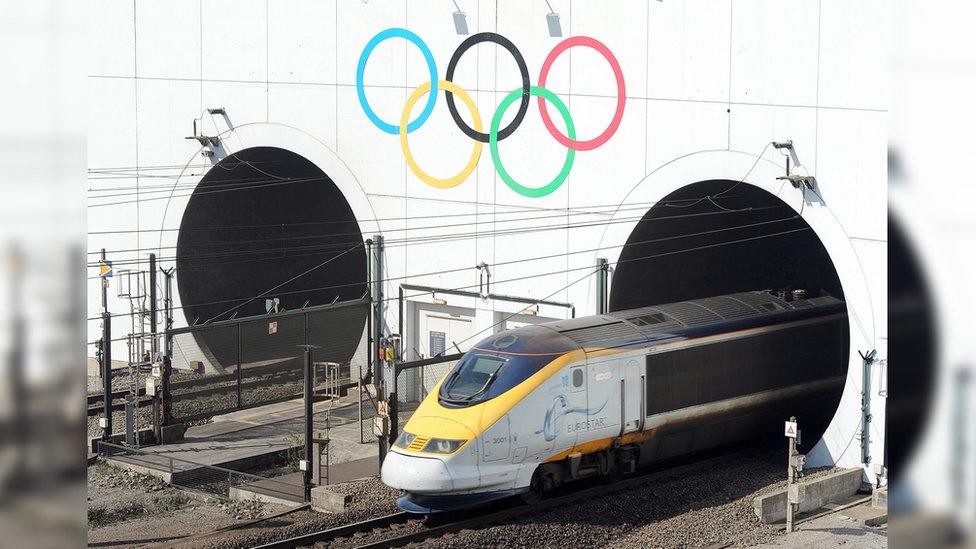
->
[772,140,817,190]
[777,173,817,190]
[544,0,562,37]
[186,109,223,149]
[432,292,448,306]
[452,0,469,35]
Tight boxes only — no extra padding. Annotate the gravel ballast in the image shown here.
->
[186,477,401,549]
[89,442,865,548]
[415,445,810,549]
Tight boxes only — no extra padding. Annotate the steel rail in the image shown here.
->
[87,371,359,416]
[252,511,413,549]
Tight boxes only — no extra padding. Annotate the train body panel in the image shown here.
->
[381,290,849,512]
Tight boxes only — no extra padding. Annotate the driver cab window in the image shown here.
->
[442,354,508,401]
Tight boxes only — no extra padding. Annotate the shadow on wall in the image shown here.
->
[175,146,368,370]
[887,215,936,483]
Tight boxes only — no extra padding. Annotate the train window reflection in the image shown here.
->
[438,350,564,407]
[441,354,508,401]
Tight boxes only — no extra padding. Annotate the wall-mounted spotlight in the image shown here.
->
[772,140,817,190]
[432,292,448,306]
[186,107,226,153]
[777,173,817,190]
[544,0,562,37]
[452,0,469,35]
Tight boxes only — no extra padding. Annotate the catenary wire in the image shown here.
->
[88,213,798,282]
[88,205,778,268]
[86,200,745,256]
[85,194,741,236]
[431,267,602,357]
[87,226,810,343]
[87,222,808,325]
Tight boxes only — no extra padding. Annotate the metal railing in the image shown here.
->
[97,440,299,504]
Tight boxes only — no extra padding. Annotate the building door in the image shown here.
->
[419,311,474,357]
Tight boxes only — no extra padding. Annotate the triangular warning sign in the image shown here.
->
[785,421,798,438]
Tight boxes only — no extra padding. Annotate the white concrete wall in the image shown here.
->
[888,0,976,519]
[88,0,887,479]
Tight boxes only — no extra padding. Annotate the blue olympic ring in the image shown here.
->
[356,28,438,135]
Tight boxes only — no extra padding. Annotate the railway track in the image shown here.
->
[254,447,752,549]
[253,512,415,549]
[87,368,355,416]
[86,374,300,415]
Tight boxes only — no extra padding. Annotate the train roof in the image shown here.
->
[537,290,845,352]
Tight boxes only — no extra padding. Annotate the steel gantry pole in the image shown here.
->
[595,257,609,315]
[301,345,315,503]
[101,313,112,442]
[163,268,174,358]
[149,253,158,356]
[361,239,372,446]
[100,247,112,444]
[101,248,108,316]
[371,234,388,466]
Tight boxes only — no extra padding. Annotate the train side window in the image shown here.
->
[572,367,584,388]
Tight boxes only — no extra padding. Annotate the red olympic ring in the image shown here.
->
[537,36,626,151]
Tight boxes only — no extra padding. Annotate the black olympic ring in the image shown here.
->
[445,32,530,143]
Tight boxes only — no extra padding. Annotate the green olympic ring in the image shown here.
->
[490,86,576,198]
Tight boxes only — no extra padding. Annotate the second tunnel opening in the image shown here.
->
[609,180,849,447]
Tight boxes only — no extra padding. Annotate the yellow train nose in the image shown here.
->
[402,414,478,448]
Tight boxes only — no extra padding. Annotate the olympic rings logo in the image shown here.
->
[356,28,626,198]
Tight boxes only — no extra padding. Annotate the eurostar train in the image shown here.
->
[381,289,848,513]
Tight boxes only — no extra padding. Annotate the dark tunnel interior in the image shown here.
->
[609,180,849,446]
[176,146,368,370]
[887,215,936,479]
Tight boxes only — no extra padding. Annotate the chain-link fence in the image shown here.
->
[392,353,463,437]
[166,299,369,425]
[358,378,379,445]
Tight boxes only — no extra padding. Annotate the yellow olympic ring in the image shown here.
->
[400,80,482,189]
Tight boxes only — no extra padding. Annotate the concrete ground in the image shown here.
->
[104,390,379,483]
[754,502,887,548]
[215,392,379,465]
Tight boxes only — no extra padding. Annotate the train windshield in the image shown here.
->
[437,326,579,407]
[438,351,561,407]
[439,354,508,402]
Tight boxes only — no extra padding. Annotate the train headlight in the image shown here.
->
[393,431,416,449]
[423,438,466,454]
